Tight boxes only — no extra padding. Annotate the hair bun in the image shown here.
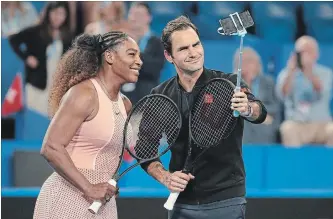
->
[93,34,103,54]
[75,34,103,54]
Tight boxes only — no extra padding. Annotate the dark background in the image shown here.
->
[2,197,333,219]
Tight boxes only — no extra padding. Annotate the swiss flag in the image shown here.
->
[2,73,24,116]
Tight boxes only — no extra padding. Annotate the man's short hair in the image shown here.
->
[161,16,199,55]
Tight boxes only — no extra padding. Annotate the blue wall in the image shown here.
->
[2,140,333,198]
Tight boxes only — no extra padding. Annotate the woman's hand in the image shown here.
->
[26,55,39,69]
[83,182,119,204]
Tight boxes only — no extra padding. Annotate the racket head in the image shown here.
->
[190,78,238,148]
[123,94,182,161]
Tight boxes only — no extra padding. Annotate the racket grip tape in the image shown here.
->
[164,192,180,210]
[88,179,117,214]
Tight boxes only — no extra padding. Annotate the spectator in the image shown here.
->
[84,1,128,35]
[121,2,165,104]
[39,2,77,35]
[1,1,39,38]
[9,2,72,116]
[276,36,333,147]
[233,47,281,144]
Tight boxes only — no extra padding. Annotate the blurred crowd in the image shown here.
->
[3,1,164,114]
[234,37,333,147]
[1,1,333,147]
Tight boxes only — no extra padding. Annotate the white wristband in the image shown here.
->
[241,104,253,118]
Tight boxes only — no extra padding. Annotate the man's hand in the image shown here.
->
[287,53,298,73]
[146,162,195,193]
[164,171,195,193]
[231,91,250,115]
[302,64,322,92]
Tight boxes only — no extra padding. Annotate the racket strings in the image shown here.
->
[136,104,179,158]
[191,80,238,147]
[134,104,177,158]
[125,96,181,160]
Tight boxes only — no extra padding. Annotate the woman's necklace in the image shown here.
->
[97,77,120,115]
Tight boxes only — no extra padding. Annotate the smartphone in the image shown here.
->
[219,10,254,35]
[296,52,303,70]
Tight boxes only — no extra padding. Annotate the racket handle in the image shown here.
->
[233,110,240,117]
[88,179,117,214]
[164,192,180,211]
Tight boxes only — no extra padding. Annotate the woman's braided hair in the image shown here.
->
[48,31,129,118]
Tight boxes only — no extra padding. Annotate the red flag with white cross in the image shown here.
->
[2,73,24,116]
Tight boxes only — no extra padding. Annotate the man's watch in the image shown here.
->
[240,104,253,117]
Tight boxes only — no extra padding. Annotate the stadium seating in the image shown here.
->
[30,1,46,13]
[192,1,247,40]
[251,2,297,42]
[159,62,176,83]
[303,2,333,42]
[147,2,185,35]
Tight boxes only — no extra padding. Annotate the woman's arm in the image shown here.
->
[41,84,97,193]
[8,27,32,60]
[121,94,132,115]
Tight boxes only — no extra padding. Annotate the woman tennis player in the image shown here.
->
[33,31,142,218]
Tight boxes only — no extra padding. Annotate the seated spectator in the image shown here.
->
[276,36,333,147]
[121,2,165,104]
[9,2,72,116]
[1,1,39,38]
[233,47,281,144]
[84,1,128,35]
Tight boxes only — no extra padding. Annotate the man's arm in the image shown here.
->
[146,161,171,186]
[246,101,264,122]
[281,69,297,96]
[139,86,194,193]
[276,69,290,101]
[145,161,194,192]
[228,73,267,124]
[303,69,322,93]
[280,53,298,97]
[232,91,266,123]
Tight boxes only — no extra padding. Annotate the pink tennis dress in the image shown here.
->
[33,78,127,219]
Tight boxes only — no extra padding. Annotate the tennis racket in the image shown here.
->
[88,94,182,214]
[164,78,238,210]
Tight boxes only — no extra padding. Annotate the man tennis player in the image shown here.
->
[141,16,267,219]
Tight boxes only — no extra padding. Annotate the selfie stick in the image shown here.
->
[217,12,248,117]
